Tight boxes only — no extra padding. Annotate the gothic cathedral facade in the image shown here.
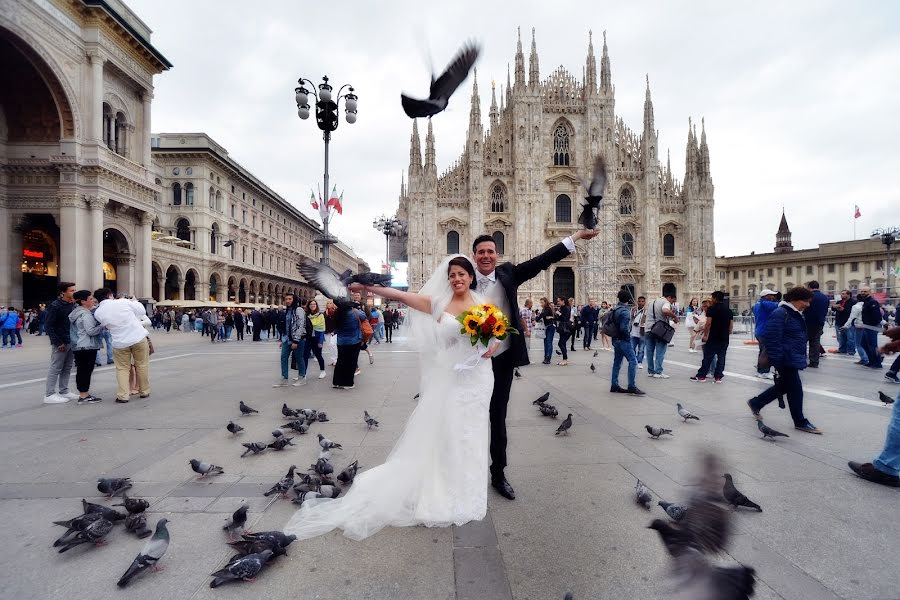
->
[397,29,716,306]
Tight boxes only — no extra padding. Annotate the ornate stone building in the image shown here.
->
[397,28,716,305]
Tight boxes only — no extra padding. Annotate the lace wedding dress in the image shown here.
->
[284,257,493,541]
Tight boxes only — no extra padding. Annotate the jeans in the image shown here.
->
[888,354,900,377]
[583,322,595,348]
[644,332,668,375]
[612,339,637,388]
[543,325,556,361]
[113,339,150,400]
[45,345,74,397]
[849,328,868,364]
[749,366,809,427]
[873,389,900,476]
[280,339,306,380]
[756,335,770,374]
[1,328,14,346]
[73,349,98,393]
[95,330,113,365]
[224,325,232,340]
[697,340,728,379]
[806,322,823,366]
[631,335,645,364]
[859,329,882,368]
[557,330,570,360]
[836,326,855,354]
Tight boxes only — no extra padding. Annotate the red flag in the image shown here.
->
[326,187,343,215]
[854,205,861,219]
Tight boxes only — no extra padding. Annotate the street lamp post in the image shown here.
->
[873,226,900,303]
[372,215,405,274]
[295,76,358,266]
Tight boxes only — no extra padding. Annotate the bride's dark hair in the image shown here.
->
[447,257,477,289]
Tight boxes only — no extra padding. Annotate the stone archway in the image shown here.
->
[151,262,163,302]
[238,278,247,303]
[19,215,60,308]
[102,228,131,296]
[184,269,199,301]
[209,272,222,301]
[552,267,575,301]
[164,265,182,300]
[249,280,257,303]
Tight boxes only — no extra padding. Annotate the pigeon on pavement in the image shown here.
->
[677,403,700,422]
[577,155,608,230]
[318,433,342,450]
[56,517,114,553]
[722,474,762,512]
[539,404,559,417]
[223,504,249,538]
[311,458,334,476]
[239,531,296,550]
[317,484,342,499]
[555,414,573,435]
[514,368,522,379]
[226,421,244,435]
[116,518,170,587]
[590,363,596,372]
[124,512,152,539]
[317,412,329,422]
[756,419,789,440]
[635,480,653,509]
[226,538,286,562]
[264,466,297,497]
[209,549,274,588]
[281,420,309,434]
[241,442,267,458]
[282,403,301,418]
[646,425,674,439]
[239,401,258,416]
[81,499,126,521]
[268,436,295,451]
[533,392,550,405]
[658,499,687,522]
[52,512,102,547]
[113,494,149,514]
[189,459,224,478]
[337,460,359,485]
[364,410,379,429]
[400,42,480,119]
[879,391,895,405]
[97,477,132,498]
[593,350,599,357]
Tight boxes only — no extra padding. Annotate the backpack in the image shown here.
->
[601,306,623,338]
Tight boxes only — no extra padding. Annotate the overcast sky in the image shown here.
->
[130,0,900,270]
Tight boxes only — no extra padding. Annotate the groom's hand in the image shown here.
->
[573,229,600,241]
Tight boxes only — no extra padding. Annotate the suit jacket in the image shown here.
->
[493,241,572,368]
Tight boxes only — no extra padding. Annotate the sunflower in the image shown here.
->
[463,316,481,336]
[492,321,507,338]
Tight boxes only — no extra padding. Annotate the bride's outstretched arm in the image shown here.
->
[350,284,431,315]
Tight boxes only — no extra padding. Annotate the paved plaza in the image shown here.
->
[0,325,897,600]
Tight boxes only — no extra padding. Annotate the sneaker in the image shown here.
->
[656,373,670,379]
[761,372,773,380]
[292,377,307,387]
[77,396,90,405]
[690,376,707,383]
[610,385,627,394]
[689,348,697,353]
[884,372,900,384]
[755,372,767,379]
[848,461,900,487]
[87,395,102,403]
[318,371,327,379]
[714,378,723,384]
[43,393,70,404]
[627,386,646,396]
[61,392,79,401]
[354,369,362,376]
[272,380,289,388]
[648,372,657,377]
[369,354,374,365]
[139,393,150,399]
[794,422,823,434]
[637,364,644,369]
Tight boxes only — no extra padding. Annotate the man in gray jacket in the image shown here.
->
[43,281,78,404]
[273,293,307,387]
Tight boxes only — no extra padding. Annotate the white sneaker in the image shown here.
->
[61,392,80,400]
[762,372,773,380]
[318,371,327,379]
[656,373,670,379]
[689,348,697,353]
[43,394,70,404]
[637,364,644,369]
[292,377,307,387]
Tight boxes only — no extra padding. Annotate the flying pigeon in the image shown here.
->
[658,499,687,522]
[337,460,359,485]
[81,499,126,522]
[189,459,224,478]
[400,42,480,119]
[227,421,244,435]
[577,155,608,230]
[297,258,391,304]
[676,403,700,422]
[264,465,297,497]
[514,368,522,379]
[756,419,789,440]
[555,414,573,435]
[267,436,295,451]
[635,480,653,509]
[223,504,249,538]
[116,518,170,587]
[879,391,895,405]
[113,494,149,514]
[124,512,152,539]
[646,425,674,439]
[97,477,132,498]
[722,474,762,512]
[209,549,274,588]
[533,392,550,405]
[241,442,267,458]
[413,393,420,400]
[52,512,103,547]
[318,433,342,450]
[239,401,258,416]
[364,410,379,429]
[56,517,114,553]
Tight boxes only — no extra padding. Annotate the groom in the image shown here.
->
[473,229,599,499]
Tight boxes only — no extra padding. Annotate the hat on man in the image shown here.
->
[759,289,777,298]
[73,290,91,302]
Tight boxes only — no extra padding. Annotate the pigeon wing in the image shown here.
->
[297,258,348,300]
[429,43,480,100]
[587,155,608,197]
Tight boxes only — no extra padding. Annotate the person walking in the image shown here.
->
[250,308,263,341]
[752,289,779,378]
[856,286,884,369]
[630,296,646,370]
[747,286,822,434]
[273,293,307,387]
[0,307,18,348]
[610,290,645,395]
[643,283,679,378]
[383,305,396,343]
[519,298,535,350]
[690,291,733,383]
[304,299,327,379]
[554,297,571,366]
[68,290,105,404]
[597,301,613,351]
[333,300,365,389]
[804,281,829,368]
[581,299,597,350]
[359,303,375,365]
[371,306,384,344]
[93,288,151,403]
[568,298,579,352]
[538,297,555,364]
[43,282,78,404]
[233,309,245,341]
[833,290,856,355]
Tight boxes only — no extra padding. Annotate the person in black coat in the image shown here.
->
[471,229,599,500]
[233,310,245,341]
[250,309,263,341]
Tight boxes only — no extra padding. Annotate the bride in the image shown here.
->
[283,255,497,541]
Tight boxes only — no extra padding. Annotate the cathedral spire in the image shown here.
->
[424,119,436,175]
[514,26,526,91]
[528,27,540,89]
[489,79,499,128]
[409,119,422,176]
[506,63,513,104]
[699,117,710,178]
[666,149,673,186]
[600,30,611,92]
[469,67,481,129]
[775,210,793,253]
[643,74,655,132]
[585,30,597,93]
[685,117,696,175]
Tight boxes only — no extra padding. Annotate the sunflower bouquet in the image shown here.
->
[457,303,518,348]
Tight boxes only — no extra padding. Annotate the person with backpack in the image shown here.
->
[273,292,307,387]
[643,283,679,378]
[608,290,645,395]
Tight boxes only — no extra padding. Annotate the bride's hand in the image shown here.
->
[348,283,367,293]
[482,341,500,359]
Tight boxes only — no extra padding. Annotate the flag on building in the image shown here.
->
[326,187,343,215]
[854,205,861,219]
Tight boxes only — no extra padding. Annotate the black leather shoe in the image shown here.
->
[491,478,516,500]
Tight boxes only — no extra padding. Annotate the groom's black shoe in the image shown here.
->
[491,477,516,500]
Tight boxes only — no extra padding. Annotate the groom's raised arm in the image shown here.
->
[510,230,598,286]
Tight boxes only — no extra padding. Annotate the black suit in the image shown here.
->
[488,241,571,480]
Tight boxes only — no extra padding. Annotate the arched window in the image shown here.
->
[114,112,127,155]
[175,218,191,242]
[215,190,222,212]
[184,182,194,206]
[663,233,675,257]
[210,223,219,254]
[209,186,215,208]
[621,232,634,257]
[555,194,572,223]
[446,230,460,254]
[492,231,505,255]
[553,125,570,166]
[619,187,635,215]
[490,184,505,212]
[102,103,113,150]
[172,182,182,205]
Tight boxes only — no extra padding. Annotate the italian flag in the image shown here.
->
[326,186,343,215]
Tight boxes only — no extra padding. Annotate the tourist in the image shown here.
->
[805,281,829,368]
[610,289,644,395]
[580,298,598,350]
[643,283,679,378]
[325,300,338,365]
[224,310,234,341]
[383,305,396,343]
[93,288,151,403]
[233,309,245,341]
[333,300,365,389]
[630,296,646,369]
[274,293,307,387]
[216,309,226,341]
[691,291,733,383]
[519,298,535,349]
[360,303,375,366]
[371,306,384,344]
[833,289,856,355]
[43,282,77,404]
[205,308,218,343]
[856,286,884,369]
[304,299,327,379]
[538,297,555,364]
[747,286,821,434]
[68,290,105,404]
[555,297,571,366]
[597,301,613,351]
[752,289,779,378]
[1,307,19,348]
[568,297,579,352]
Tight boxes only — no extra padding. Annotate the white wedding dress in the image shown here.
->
[284,257,493,541]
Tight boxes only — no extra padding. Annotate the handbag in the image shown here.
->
[146,336,155,355]
[649,299,675,343]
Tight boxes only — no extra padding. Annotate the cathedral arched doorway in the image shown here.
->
[102,228,130,296]
[553,267,574,301]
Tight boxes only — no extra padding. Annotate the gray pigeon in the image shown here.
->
[514,368,522,379]
[227,421,244,435]
[646,425,674,439]
[593,350,599,357]
[267,436,295,451]
[239,400,258,416]
[209,549,274,588]
[533,392,550,405]
[113,494,149,514]
[364,410,379,429]
[292,490,324,505]
[223,504,249,537]
[722,474,762,512]
[318,433,342,450]
[577,155,608,229]
[658,499,687,522]
[97,477,132,498]
[635,480,653,509]
[57,517,114,553]
[241,531,297,549]
[281,420,308,433]
[311,458,334,476]
[879,391,895,405]
[756,419,788,440]
[590,363,596,372]
[117,518,170,587]
[400,42,480,118]
[241,442,267,458]
[317,412,329,422]
[555,414,573,435]
[677,403,700,422]
[564,593,574,600]
[264,466,297,497]
[282,403,301,418]
[539,404,559,417]
[337,460,359,485]
[189,459,224,478]
[124,512,152,539]
[81,499,126,521]
[317,484,341,499]
[52,512,102,547]
[226,539,286,562]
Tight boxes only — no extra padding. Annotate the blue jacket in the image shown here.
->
[752,300,779,338]
[806,290,829,326]
[763,303,808,370]
[0,311,17,329]
[336,308,363,345]
[612,303,631,341]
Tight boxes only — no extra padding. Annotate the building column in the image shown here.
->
[86,196,108,292]
[116,255,134,296]
[137,212,153,300]
[197,281,210,302]
[141,91,153,167]
[87,50,105,143]
[60,195,89,286]
[156,275,165,302]
[1,206,24,307]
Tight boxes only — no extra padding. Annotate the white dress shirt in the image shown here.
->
[94,298,149,349]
